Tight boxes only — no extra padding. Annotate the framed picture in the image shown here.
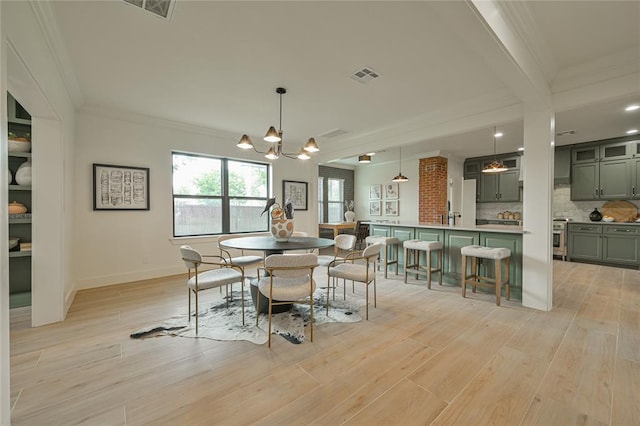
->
[369,184,382,200]
[384,200,399,216]
[283,180,308,210]
[93,163,150,210]
[385,183,399,200]
[369,200,381,216]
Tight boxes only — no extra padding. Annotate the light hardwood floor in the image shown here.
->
[9,260,640,425]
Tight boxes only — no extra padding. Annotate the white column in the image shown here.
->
[522,103,554,311]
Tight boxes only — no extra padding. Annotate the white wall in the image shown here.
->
[354,157,419,223]
[73,109,319,289]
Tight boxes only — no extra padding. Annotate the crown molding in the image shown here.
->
[30,1,84,107]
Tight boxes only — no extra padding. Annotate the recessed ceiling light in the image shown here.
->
[626,129,639,134]
[494,132,503,138]
[517,147,525,151]
[366,152,376,156]
[625,105,639,112]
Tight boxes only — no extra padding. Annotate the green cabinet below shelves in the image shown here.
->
[568,223,639,267]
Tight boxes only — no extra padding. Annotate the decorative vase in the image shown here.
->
[271,218,294,242]
[589,208,602,222]
[344,210,355,222]
[15,161,32,186]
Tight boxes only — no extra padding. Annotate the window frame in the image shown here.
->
[172,151,271,237]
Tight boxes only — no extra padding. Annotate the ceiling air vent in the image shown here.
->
[319,128,349,138]
[350,66,381,84]
[123,0,176,20]
[556,130,576,136]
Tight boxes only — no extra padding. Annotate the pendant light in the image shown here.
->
[482,126,508,173]
[392,146,408,182]
[236,87,318,160]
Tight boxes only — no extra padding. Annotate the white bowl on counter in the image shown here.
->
[602,217,614,222]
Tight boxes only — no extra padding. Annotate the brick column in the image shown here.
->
[419,157,448,223]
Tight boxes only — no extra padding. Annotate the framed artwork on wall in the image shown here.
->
[283,180,308,210]
[384,200,399,216]
[369,200,381,216]
[93,163,150,210]
[385,183,399,200]
[369,184,382,200]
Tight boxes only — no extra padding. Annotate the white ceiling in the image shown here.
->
[46,1,640,166]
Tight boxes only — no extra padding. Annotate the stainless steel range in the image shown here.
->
[553,218,570,260]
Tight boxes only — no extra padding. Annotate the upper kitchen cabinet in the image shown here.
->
[479,156,520,202]
[554,146,571,185]
[465,154,521,203]
[571,139,635,200]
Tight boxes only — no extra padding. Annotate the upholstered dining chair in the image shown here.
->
[327,242,382,320]
[180,245,245,335]
[217,234,264,276]
[317,234,357,266]
[256,253,318,347]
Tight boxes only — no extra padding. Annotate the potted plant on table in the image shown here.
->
[262,197,295,241]
[344,200,355,222]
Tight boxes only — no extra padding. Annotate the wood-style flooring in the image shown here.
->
[9,260,640,425]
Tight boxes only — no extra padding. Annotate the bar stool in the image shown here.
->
[365,236,399,278]
[460,245,511,306]
[403,239,443,289]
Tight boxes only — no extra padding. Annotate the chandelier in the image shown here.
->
[482,126,507,173]
[237,87,319,160]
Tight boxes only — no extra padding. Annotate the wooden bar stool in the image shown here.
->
[403,239,443,289]
[365,236,399,278]
[461,245,511,306]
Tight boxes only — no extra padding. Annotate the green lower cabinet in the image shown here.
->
[602,226,639,266]
[443,230,480,285]
[391,227,414,272]
[479,232,523,300]
[568,223,639,267]
[370,224,391,237]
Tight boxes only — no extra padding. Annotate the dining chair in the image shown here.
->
[180,245,245,335]
[327,242,382,320]
[217,234,264,276]
[317,234,357,266]
[354,221,370,250]
[256,253,318,347]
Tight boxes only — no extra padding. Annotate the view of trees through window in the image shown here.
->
[327,178,344,222]
[172,153,269,236]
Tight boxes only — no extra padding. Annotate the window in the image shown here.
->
[172,152,269,237]
[327,178,344,222]
[318,177,324,223]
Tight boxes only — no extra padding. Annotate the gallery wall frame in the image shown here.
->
[93,163,150,210]
[369,200,381,216]
[282,180,308,210]
[369,184,382,200]
[385,200,399,216]
[385,183,399,200]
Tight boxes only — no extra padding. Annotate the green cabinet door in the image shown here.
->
[554,146,571,184]
[392,227,414,272]
[631,158,640,199]
[479,174,498,202]
[571,163,599,200]
[599,159,631,199]
[602,226,639,266]
[415,228,445,273]
[480,232,523,299]
[498,170,520,202]
[370,224,391,237]
[568,223,602,261]
[443,230,480,285]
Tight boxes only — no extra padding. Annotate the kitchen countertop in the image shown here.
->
[364,221,523,234]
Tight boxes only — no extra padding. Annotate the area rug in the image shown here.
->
[130,289,364,345]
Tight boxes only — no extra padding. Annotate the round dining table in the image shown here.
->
[219,235,335,313]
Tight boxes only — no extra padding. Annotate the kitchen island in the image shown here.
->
[364,221,524,300]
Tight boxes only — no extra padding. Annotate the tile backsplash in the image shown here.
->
[552,184,640,221]
[476,184,640,222]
